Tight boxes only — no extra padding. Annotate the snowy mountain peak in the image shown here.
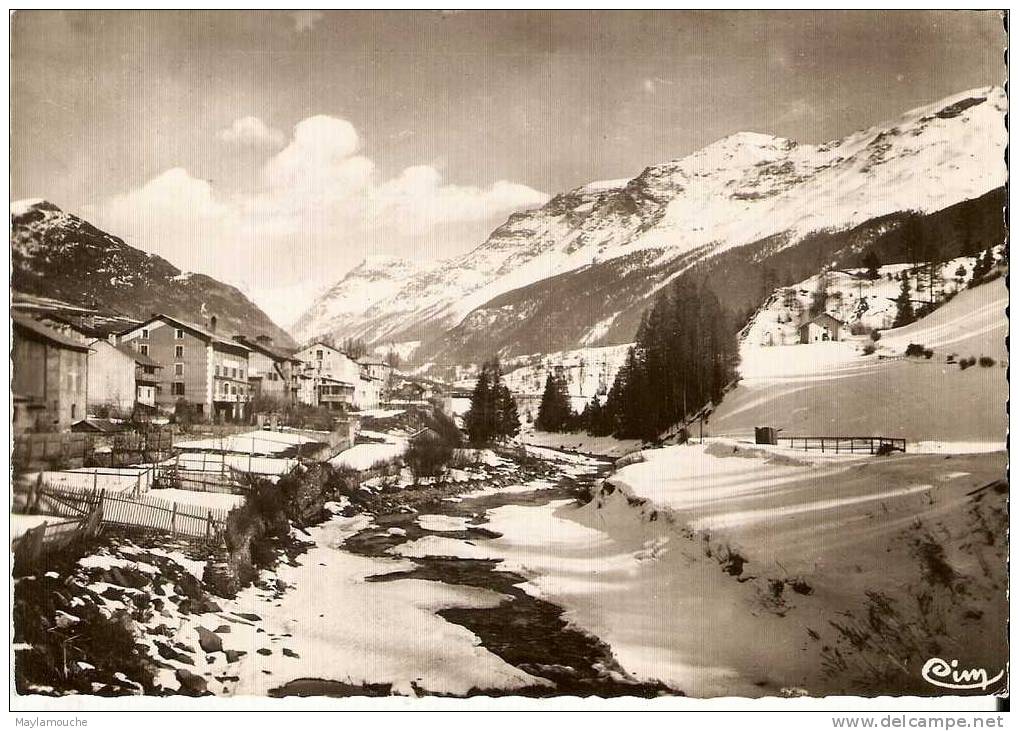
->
[350,255,422,278]
[11,198,62,219]
[294,85,1006,363]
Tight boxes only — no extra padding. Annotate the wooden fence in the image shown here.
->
[14,481,230,543]
[782,436,907,454]
[12,501,104,576]
[12,429,176,471]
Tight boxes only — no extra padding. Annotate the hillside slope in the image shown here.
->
[11,200,295,347]
[707,277,1007,445]
[297,87,1006,364]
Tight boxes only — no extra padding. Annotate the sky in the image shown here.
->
[10,10,1005,326]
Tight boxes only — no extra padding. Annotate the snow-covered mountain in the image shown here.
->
[295,86,1007,364]
[11,200,295,347]
[292,256,429,345]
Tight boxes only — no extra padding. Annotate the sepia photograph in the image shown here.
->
[7,8,1009,717]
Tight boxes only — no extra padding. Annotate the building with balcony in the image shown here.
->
[118,313,252,422]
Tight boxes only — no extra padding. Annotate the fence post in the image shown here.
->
[32,473,42,512]
[206,510,213,542]
[171,503,177,536]
[93,470,98,492]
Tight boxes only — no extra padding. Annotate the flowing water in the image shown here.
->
[272,456,676,698]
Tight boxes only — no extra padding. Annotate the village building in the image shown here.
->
[118,314,252,422]
[295,372,318,407]
[133,350,163,411]
[355,374,381,411]
[71,417,130,434]
[317,377,357,411]
[292,341,376,410]
[359,359,393,383]
[392,380,433,401]
[798,313,844,344]
[85,340,141,416]
[293,342,361,381]
[233,335,300,403]
[12,314,90,433]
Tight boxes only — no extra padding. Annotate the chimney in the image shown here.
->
[209,315,217,333]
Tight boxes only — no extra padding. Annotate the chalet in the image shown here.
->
[798,313,843,344]
[12,314,90,432]
[118,314,252,422]
[233,334,300,403]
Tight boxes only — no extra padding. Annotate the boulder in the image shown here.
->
[175,668,208,696]
[195,626,223,654]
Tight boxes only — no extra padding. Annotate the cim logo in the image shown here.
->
[921,657,1006,692]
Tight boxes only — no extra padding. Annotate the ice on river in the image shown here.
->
[416,514,474,532]
[223,512,546,696]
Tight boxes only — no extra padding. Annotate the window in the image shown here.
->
[139,344,149,356]
[71,404,76,419]
[174,363,183,376]
[231,367,237,378]
[174,345,184,358]
[240,368,245,379]
[316,349,323,360]
[230,385,237,395]
[141,328,149,339]
[175,328,184,339]
[172,382,185,396]
[215,365,220,376]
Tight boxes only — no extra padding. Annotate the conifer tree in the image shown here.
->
[892,275,915,327]
[464,358,519,444]
[535,372,571,432]
[862,250,881,280]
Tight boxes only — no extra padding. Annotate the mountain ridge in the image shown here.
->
[11,200,296,348]
[294,85,1006,364]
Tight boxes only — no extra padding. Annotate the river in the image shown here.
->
[264,450,676,698]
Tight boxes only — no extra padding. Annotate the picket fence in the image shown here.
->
[17,481,230,543]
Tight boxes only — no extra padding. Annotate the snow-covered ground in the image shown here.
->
[329,431,408,470]
[743,254,995,353]
[175,430,322,456]
[12,513,76,540]
[144,488,246,512]
[91,509,546,697]
[358,408,406,419]
[159,453,299,477]
[502,343,632,398]
[713,278,1007,444]
[19,467,154,494]
[523,430,642,459]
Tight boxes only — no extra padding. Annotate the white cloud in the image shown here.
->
[88,115,549,325]
[218,116,286,149]
[291,10,323,33]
